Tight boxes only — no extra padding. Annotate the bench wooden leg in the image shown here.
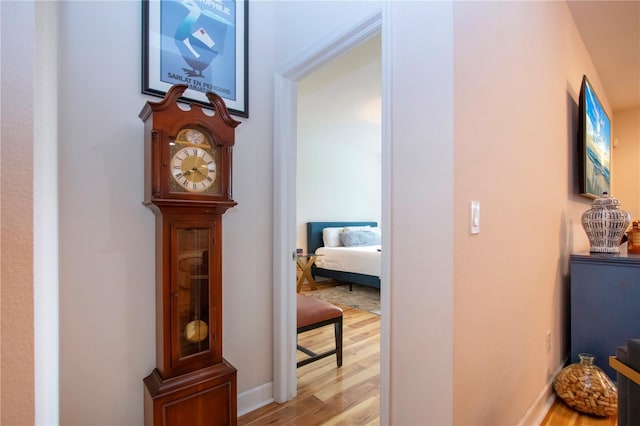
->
[296,316,343,368]
[335,317,342,367]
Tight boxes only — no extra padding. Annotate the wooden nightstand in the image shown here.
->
[296,254,322,292]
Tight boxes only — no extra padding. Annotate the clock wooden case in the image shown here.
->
[140,84,240,426]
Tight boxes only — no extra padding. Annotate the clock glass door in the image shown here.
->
[174,226,211,358]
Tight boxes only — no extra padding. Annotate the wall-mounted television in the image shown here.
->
[578,75,611,199]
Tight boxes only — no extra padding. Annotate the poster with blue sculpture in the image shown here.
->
[144,0,248,117]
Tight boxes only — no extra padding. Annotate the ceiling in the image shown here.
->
[567,0,640,112]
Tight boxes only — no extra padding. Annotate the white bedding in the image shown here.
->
[315,245,381,276]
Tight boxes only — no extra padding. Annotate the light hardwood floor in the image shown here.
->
[540,398,617,426]
[239,294,616,425]
[239,303,380,426]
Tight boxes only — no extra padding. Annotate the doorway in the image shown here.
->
[272,5,391,424]
[296,34,382,253]
[295,30,382,417]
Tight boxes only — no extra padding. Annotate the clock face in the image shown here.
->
[168,128,221,195]
[171,147,217,192]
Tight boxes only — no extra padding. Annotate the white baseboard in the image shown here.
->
[517,360,566,426]
[518,387,555,426]
[238,382,274,417]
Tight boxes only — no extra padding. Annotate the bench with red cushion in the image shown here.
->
[296,294,343,368]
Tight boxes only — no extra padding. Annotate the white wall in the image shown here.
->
[453,2,607,424]
[57,1,277,424]
[33,2,60,424]
[386,3,455,423]
[296,34,381,251]
[613,107,640,219]
[58,3,156,422]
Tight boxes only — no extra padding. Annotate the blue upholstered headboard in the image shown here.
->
[306,221,378,254]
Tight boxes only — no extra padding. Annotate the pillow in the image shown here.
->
[322,227,344,247]
[343,225,371,232]
[339,230,381,247]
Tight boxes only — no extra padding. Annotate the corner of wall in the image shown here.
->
[237,382,274,417]
[517,359,567,426]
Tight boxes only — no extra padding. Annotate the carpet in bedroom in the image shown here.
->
[303,281,380,315]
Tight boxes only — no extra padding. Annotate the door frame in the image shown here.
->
[271,3,391,423]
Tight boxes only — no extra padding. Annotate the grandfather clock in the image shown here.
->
[140,84,240,426]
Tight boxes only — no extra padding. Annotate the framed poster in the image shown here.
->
[142,0,248,117]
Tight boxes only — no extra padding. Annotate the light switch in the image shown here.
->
[470,201,480,234]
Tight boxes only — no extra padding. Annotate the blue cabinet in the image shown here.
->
[570,252,640,380]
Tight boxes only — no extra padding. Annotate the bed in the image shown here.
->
[306,221,381,289]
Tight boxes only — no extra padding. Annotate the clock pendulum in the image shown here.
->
[183,228,208,345]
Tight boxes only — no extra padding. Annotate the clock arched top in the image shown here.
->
[140,84,240,204]
[139,84,240,147]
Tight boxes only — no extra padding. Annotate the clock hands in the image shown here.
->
[179,166,207,181]
[191,166,207,178]
[180,166,203,175]
[171,147,215,192]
